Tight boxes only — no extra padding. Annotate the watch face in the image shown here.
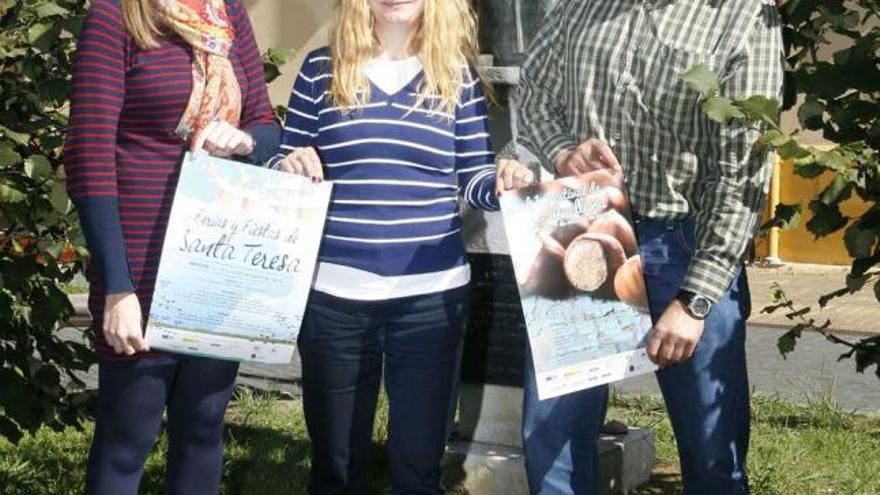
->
[691,296,711,317]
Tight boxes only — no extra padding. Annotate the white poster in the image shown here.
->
[145,153,332,364]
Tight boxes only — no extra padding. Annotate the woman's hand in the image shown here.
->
[103,292,149,356]
[496,159,535,194]
[278,147,324,182]
[192,121,255,158]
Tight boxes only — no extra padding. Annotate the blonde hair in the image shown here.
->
[122,0,163,49]
[329,0,489,116]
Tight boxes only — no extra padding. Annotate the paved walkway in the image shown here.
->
[615,324,880,413]
[746,263,878,335]
[65,262,879,410]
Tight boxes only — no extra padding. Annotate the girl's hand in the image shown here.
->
[496,159,535,194]
[103,292,149,356]
[278,147,324,182]
[192,121,255,158]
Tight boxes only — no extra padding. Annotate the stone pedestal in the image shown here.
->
[444,431,655,495]
[446,380,656,494]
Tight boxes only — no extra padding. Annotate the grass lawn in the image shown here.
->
[614,394,880,495]
[1,391,878,494]
[60,283,89,295]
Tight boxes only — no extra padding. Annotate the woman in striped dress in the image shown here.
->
[270,0,533,492]
[63,0,278,493]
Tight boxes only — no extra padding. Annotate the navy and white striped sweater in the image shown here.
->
[269,48,498,296]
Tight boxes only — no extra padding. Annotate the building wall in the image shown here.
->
[754,157,872,265]
[243,0,334,105]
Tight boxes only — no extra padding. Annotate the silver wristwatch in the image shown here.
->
[677,290,712,320]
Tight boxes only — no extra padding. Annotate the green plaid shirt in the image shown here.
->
[516,0,785,303]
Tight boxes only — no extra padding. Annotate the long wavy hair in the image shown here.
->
[329,0,488,116]
[122,0,163,49]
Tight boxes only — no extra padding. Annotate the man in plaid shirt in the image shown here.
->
[515,1,784,493]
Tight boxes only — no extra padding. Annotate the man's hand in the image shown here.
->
[103,292,149,356]
[554,138,623,178]
[278,147,324,183]
[192,121,255,158]
[496,159,535,194]
[646,299,705,367]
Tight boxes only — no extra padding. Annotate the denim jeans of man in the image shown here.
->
[522,219,752,495]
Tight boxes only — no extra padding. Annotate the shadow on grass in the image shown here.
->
[212,421,391,495]
[632,464,683,495]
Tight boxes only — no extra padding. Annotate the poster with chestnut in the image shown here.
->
[500,169,657,400]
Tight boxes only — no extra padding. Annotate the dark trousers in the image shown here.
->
[85,358,239,495]
[298,285,470,495]
[523,219,752,494]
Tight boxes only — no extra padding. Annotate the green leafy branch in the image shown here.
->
[682,0,879,375]
[765,282,880,379]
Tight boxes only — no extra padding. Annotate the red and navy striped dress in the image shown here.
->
[63,0,279,361]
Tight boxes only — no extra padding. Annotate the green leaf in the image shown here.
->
[762,301,790,315]
[818,173,853,206]
[735,95,781,126]
[703,96,744,124]
[0,126,30,146]
[819,287,851,307]
[777,324,808,358]
[756,129,784,153]
[845,273,870,292]
[24,155,51,182]
[759,203,803,236]
[49,179,71,213]
[776,139,813,160]
[807,201,848,238]
[768,202,803,231]
[38,78,70,103]
[0,0,16,17]
[263,47,295,65]
[0,416,23,445]
[27,21,62,52]
[62,15,85,38]
[793,160,825,179]
[852,254,880,278]
[0,183,26,203]
[844,224,877,259]
[262,48,296,84]
[36,2,69,18]
[852,342,880,376]
[682,64,720,98]
[813,149,852,172]
[0,145,22,167]
[797,97,824,130]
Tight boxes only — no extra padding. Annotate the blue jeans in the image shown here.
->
[522,219,751,495]
[298,286,469,495]
[85,357,240,495]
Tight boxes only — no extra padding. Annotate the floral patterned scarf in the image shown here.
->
[156,0,242,144]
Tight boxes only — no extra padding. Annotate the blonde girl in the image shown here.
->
[270,0,531,493]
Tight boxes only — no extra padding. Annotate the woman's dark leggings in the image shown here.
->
[85,357,239,495]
